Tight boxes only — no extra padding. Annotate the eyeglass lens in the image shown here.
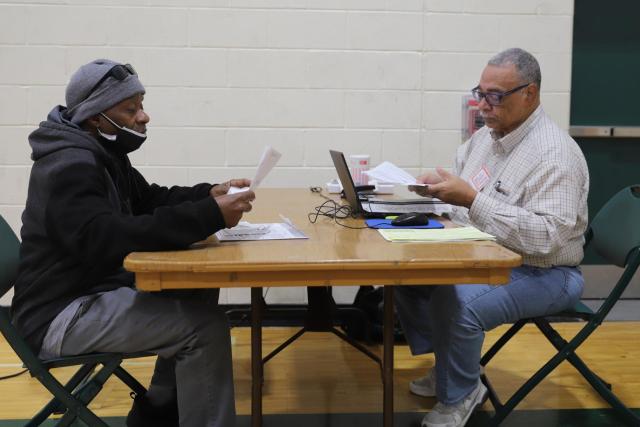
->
[471,83,530,106]
[471,89,501,106]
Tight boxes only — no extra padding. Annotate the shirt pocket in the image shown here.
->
[492,179,512,199]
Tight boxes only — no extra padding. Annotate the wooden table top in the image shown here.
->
[125,188,521,290]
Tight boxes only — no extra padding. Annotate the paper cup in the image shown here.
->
[349,154,370,186]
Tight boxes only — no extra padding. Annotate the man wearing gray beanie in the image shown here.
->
[12,59,255,427]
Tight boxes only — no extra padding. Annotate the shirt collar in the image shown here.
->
[489,105,543,154]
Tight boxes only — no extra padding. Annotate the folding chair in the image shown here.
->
[480,185,640,426]
[0,214,151,426]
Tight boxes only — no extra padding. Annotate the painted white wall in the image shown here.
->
[0,0,574,306]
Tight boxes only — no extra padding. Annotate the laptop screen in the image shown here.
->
[329,150,445,218]
[329,150,364,215]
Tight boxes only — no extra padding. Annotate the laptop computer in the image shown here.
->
[329,150,445,218]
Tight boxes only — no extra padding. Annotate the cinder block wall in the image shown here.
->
[0,0,574,305]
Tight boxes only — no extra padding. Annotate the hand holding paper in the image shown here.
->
[215,190,256,228]
[211,178,252,197]
[363,161,427,186]
[229,146,282,194]
[421,167,477,208]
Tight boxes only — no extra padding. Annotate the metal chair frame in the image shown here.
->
[480,185,640,427]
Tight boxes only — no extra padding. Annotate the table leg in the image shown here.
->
[383,286,394,427]
[251,287,263,427]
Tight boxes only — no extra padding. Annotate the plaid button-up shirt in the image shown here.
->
[449,106,589,267]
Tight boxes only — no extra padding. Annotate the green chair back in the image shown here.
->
[480,185,640,427]
[589,185,640,267]
[0,214,45,372]
[0,214,20,299]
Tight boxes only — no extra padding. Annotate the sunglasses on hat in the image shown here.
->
[86,63,137,99]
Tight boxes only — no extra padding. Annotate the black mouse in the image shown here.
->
[391,212,429,227]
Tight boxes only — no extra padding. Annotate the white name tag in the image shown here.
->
[471,166,491,191]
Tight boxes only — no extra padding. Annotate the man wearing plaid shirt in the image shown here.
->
[396,48,589,427]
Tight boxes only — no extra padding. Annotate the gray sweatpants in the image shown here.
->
[39,286,235,427]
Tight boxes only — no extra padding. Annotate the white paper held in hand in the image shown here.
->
[363,161,427,186]
[228,146,282,194]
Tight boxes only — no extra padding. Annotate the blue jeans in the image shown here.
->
[394,265,584,405]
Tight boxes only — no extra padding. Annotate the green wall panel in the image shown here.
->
[571,0,640,264]
[577,139,640,264]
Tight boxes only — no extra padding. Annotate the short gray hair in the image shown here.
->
[488,48,541,89]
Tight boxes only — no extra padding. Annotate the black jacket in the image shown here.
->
[11,106,226,352]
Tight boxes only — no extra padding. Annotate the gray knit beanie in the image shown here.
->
[64,59,145,125]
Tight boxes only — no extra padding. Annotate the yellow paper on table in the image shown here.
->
[378,226,496,242]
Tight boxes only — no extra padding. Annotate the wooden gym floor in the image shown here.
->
[0,323,638,426]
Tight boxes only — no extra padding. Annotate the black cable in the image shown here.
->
[0,368,28,381]
[308,189,369,230]
[308,199,350,222]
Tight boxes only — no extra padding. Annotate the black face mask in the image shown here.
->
[97,113,147,155]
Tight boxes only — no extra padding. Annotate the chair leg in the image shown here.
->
[73,358,122,407]
[480,320,528,416]
[480,370,502,413]
[534,319,612,389]
[114,365,148,396]
[486,319,593,425]
[535,318,636,415]
[564,351,640,426]
[487,347,572,426]
[480,319,527,366]
[55,403,108,427]
[489,319,639,427]
[26,368,109,427]
[27,364,98,426]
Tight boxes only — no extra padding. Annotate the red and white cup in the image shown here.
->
[349,154,370,186]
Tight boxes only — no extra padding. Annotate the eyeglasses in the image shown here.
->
[87,63,137,98]
[471,82,530,106]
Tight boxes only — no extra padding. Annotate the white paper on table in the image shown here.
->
[363,161,427,186]
[215,220,307,241]
[228,146,282,194]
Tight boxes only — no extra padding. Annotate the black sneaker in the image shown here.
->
[126,392,179,427]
